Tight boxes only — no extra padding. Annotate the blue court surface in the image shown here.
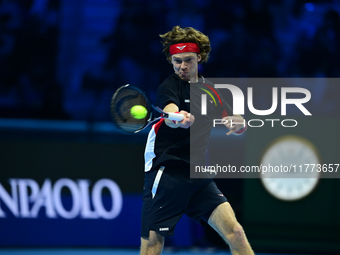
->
[0,249,314,255]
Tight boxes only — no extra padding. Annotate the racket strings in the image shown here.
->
[111,86,151,133]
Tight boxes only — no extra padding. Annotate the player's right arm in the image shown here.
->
[163,103,194,129]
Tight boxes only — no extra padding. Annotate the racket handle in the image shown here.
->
[166,112,184,121]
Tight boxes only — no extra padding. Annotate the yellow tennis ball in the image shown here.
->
[130,105,147,119]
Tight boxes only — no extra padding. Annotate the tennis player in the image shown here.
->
[141,26,254,255]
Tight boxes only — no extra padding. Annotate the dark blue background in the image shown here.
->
[0,0,339,121]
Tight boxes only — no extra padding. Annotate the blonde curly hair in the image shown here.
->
[159,26,211,64]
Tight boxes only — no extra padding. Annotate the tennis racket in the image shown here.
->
[110,84,184,133]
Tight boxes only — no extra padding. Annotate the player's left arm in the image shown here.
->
[223,115,247,136]
[211,84,247,135]
[219,98,247,136]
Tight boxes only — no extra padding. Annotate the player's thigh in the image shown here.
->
[208,201,239,236]
[185,180,227,223]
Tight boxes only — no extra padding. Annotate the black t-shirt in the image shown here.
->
[144,73,233,171]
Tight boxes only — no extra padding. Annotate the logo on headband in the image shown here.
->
[176,45,187,50]
[169,42,200,55]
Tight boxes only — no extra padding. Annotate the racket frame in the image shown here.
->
[111,84,184,134]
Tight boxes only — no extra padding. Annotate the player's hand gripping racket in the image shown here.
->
[110,84,184,133]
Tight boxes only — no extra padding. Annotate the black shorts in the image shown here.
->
[141,164,228,238]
